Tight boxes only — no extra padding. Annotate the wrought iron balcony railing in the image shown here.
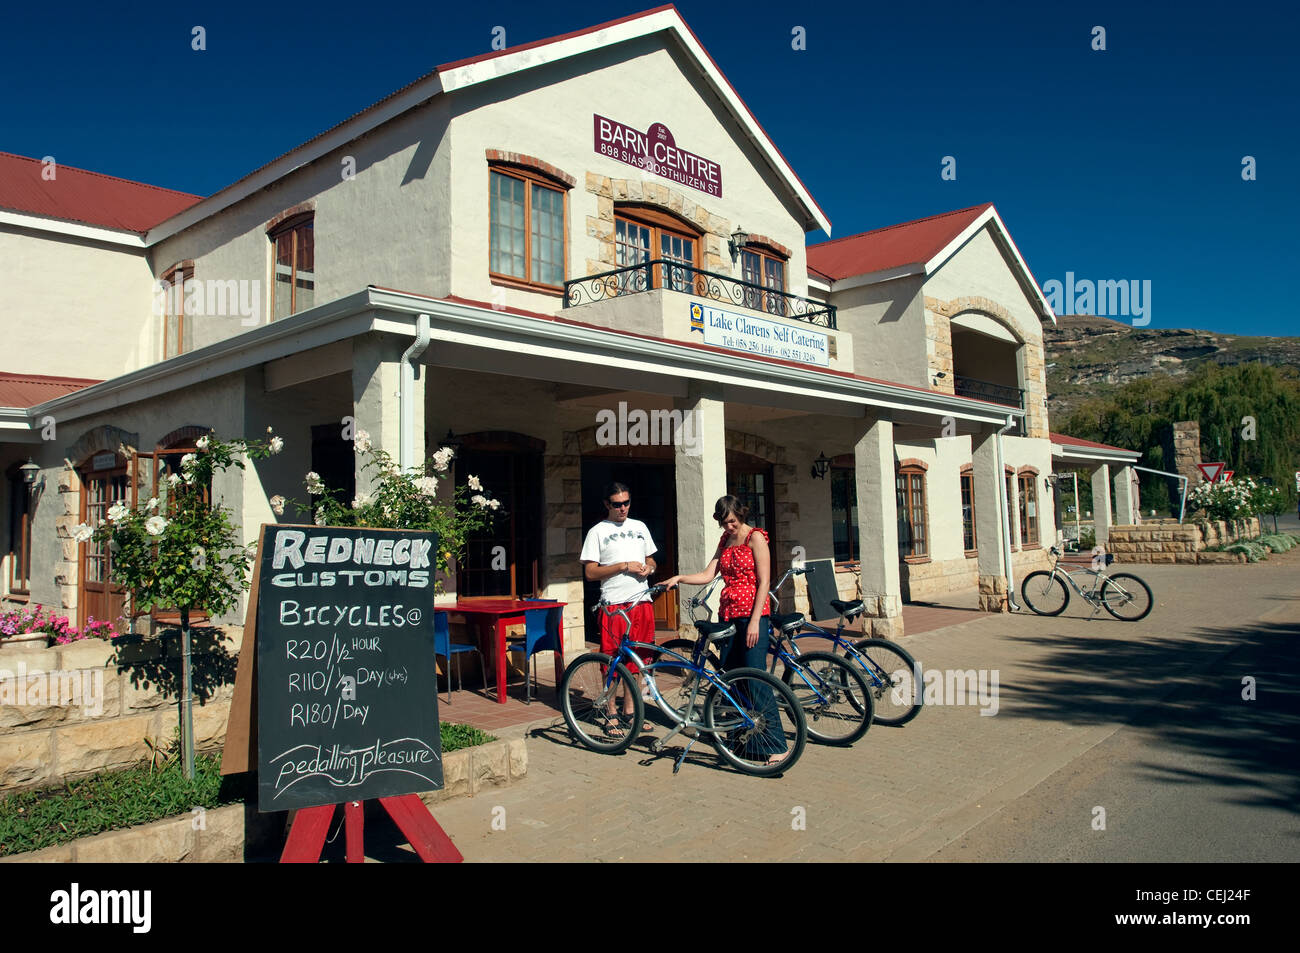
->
[953,374,1024,409]
[564,259,836,329]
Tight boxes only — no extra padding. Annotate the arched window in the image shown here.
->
[159,261,193,359]
[489,161,570,291]
[1017,467,1040,546]
[614,205,701,294]
[896,461,928,560]
[739,241,789,315]
[6,464,33,597]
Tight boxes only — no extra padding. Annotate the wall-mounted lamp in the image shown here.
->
[20,457,41,494]
[810,450,830,480]
[440,428,462,454]
[728,229,750,261]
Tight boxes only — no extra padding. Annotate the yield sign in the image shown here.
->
[1222,470,1235,482]
[1198,462,1226,483]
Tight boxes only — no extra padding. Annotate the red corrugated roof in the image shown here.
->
[806,204,993,281]
[0,152,202,234]
[0,371,101,408]
[1050,431,1136,454]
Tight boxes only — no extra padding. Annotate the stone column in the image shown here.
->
[972,429,1009,611]
[1168,420,1201,505]
[351,333,423,496]
[853,413,903,638]
[1092,464,1113,547]
[674,382,727,600]
[1113,465,1137,525]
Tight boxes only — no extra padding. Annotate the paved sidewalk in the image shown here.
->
[419,551,1300,862]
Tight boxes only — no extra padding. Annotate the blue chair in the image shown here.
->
[433,611,489,704]
[506,605,563,704]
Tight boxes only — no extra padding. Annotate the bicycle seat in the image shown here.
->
[693,620,736,643]
[769,612,805,634]
[830,599,865,620]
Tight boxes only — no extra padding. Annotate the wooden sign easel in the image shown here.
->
[224,525,463,863]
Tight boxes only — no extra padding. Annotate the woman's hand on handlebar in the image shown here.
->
[660,575,681,589]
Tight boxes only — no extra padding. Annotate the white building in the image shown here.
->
[0,7,1140,654]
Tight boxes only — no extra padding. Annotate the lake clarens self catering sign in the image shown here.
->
[594,115,722,197]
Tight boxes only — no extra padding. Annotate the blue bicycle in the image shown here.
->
[560,584,807,776]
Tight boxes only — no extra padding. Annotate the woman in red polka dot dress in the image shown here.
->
[663,495,786,763]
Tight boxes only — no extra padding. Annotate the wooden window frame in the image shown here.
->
[739,244,789,316]
[160,263,193,360]
[1018,471,1040,548]
[960,467,977,556]
[269,212,314,320]
[897,465,929,563]
[614,205,702,293]
[7,468,32,598]
[1005,469,1019,552]
[488,164,570,294]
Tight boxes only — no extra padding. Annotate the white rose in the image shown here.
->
[415,476,438,498]
[467,474,482,491]
[195,435,210,450]
[107,502,129,523]
[305,471,325,494]
[353,429,372,454]
[144,515,168,536]
[269,436,284,454]
[432,447,455,472]
[267,425,274,434]
[488,499,501,511]
[269,494,286,516]
[314,506,326,526]
[147,497,159,511]
[352,493,371,510]
[180,453,196,469]
[167,473,182,486]
[72,522,94,543]
[471,494,488,509]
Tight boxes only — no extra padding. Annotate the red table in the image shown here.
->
[445,599,567,704]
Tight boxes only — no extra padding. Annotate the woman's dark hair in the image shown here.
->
[603,481,631,503]
[713,495,749,525]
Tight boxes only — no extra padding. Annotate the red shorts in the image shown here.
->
[600,601,656,674]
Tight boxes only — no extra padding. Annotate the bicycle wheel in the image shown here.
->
[704,667,806,776]
[646,641,712,722]
[559,653,643,754]
[1021,571,1069,616]
[849,638,924,726]
[1100,573,1154,621]
[780,650,872,745]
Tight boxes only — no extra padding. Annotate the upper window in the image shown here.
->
[270,214,314,320]
[160,264,192,359]
[960,470,977,553]
[614,206,700,294]
[1018,472,1039,546]
[740,247,787,315]
[489,167,566,290]
[897,466,928,559]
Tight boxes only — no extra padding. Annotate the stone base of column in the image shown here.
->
[978,574,1008,612]
[859,594,904,639]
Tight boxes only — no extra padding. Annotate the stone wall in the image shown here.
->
[0,626,241,792]
[1107,517,1261,564]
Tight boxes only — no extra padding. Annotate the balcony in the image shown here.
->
[954,374,1023,408]
[564,260,836,329]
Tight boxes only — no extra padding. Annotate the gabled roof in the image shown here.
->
[146,5,830,245]
[806,203,1056,323]
[0,371,101,408]
[0,152,202,235]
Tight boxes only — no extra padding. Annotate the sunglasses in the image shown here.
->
[606,499,631,508]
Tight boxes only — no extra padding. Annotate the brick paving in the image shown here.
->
[419,550,1300,862]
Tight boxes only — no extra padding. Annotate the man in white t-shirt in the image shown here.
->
[580,482,657,726]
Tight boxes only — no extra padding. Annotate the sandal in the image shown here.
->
[602,713,628,739]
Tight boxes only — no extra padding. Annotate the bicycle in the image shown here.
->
[1020,545,1153,621]
[667,566,923,728]
[559,584,807,777]
[659,579,873,746]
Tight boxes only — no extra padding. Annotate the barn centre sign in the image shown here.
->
[594,115,722,198]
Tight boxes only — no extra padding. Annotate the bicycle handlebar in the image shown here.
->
[592,583,670,614]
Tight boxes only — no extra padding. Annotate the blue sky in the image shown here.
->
[2,1,1294,337]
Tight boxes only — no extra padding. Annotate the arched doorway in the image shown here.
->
[76,450,129,631]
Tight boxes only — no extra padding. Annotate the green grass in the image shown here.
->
[0,721,496,857]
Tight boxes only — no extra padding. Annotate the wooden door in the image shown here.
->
[78,460,129,631]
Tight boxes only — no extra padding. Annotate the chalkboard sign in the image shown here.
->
[256,525,443,811]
